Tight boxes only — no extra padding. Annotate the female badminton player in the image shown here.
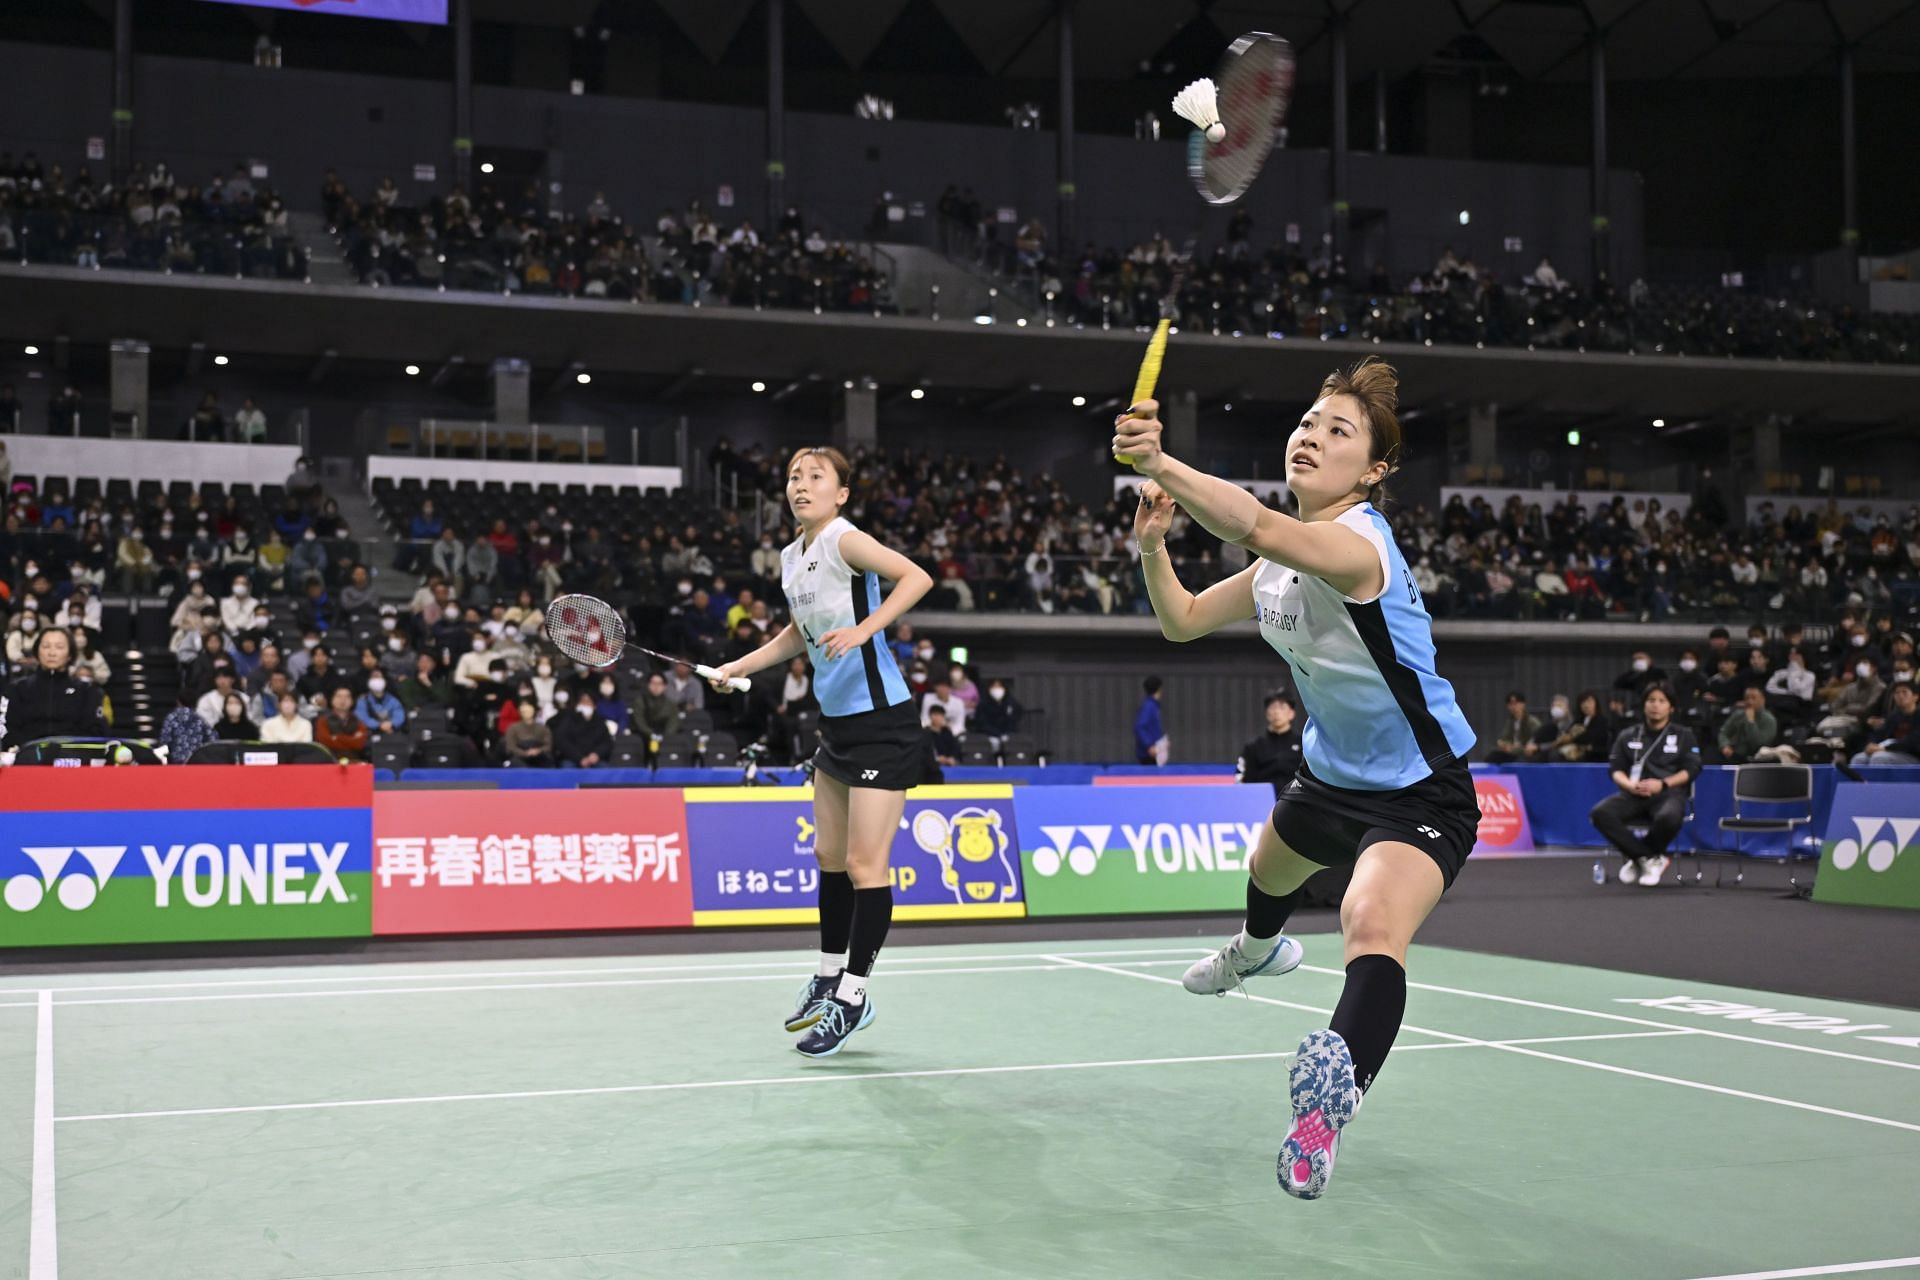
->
[1113,357,1478,1199]
[708,446,934,1057]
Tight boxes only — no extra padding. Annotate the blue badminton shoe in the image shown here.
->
[794,995,875,1058]
[784,973,840,1033]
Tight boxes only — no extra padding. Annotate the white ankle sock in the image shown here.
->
[1236,930,1279,960]
[818,951,847,977]
[835,972,869,1005]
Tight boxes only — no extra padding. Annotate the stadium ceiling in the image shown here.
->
[475,0,1920,81]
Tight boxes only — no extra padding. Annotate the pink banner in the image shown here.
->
[1470,773,1537,856]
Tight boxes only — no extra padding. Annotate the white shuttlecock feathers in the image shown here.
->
[1172,77,1226,144]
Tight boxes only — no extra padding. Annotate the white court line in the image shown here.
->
[52,1032,1689,1126]
[30,990,57,1280]
[1297,963,1920,1074]
[49,964,1077,1008]
[1682,1257,1920,1280]
[1056,956,1920,1139]
[0,947,1208,997]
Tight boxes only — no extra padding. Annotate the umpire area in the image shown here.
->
[4,929,1917,1280]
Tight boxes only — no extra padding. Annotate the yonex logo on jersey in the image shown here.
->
[1,846,124,912]
[1830,817,1920,873]
[806,561,818,572]
[1416,825,1441,841]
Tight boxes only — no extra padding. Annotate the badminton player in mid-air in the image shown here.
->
[708,446,933,1057]
[1114,357,1478,1199]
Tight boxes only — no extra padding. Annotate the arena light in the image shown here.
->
[1458,210,1471,225]
[1566,429,1581,446]
[480,162,495,174]
[405,364,421,376]
[909,388,925,400]
[1652,418,1665,428]
[23,345,39,356]
[750,381,766,393]
[213,355,229,366]
[576,372,591,385]
[1071,395,1087,407]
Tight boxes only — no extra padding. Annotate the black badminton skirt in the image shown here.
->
[1269,759,1480,888]
[814,699,926,792]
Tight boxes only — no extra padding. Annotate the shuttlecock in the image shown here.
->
[1172,77,1226,144]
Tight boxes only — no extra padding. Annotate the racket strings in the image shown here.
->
[546,594,627,668]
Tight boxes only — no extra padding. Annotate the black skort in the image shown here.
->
[1270,759,1480,888]
[814,699,925,792]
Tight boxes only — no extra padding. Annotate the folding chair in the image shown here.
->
[1708,763,1816,891]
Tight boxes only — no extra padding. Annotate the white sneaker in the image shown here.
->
[1640,855,1670,887]
[1617,859,1641,885]
[1182,935,1304,995]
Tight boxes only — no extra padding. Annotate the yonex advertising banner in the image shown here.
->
[0,766,373,948]
[1469,773,1537,856]
[1014,784,1275,916]
[686,785,1025,925]
[372,788,692,935]
[1813,782,1920,910]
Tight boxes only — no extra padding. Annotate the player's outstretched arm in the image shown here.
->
[1135,480,1258,642]
[1114,402,1381,600]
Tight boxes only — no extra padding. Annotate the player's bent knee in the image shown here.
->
[1339,895,1406,957]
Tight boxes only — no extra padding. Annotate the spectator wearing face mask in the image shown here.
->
[1525,694,1573,761]
[1667,650,1707,725]
[1611,650,1666,703]
[553,691,612,767]
[117,524,156,591]
[355,673,406,734]
[1765,647,1816,725]
[1851,682,1920,767]
[220,574,256,636]
[590,674,630,734]
[379,627,417,682]
[947,664,980,711]
[215,692,259,741]
[196,669,242,727]
[1815,661,1886,743]
[973,678,1022,743]
[454,630,495,688]
[530,657,560,717]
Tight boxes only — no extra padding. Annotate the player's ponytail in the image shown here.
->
[1318,358,1401,508]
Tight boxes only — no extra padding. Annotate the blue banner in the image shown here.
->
[684,786,1025,924]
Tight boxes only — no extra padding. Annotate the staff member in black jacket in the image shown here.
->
[1589,684,1701,889]
[1237,693,1304,797]
[1,627,108,749]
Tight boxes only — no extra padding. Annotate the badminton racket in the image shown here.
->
[1113,265,1186,465]
[1187,33,1295,206]
[543,592,751,691]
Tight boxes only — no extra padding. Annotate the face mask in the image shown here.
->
[472,638,487,652]
[1749,637,1765,647]
[1852,634,1868,647]
[233,584,248,598]
[1897,671,1914,683]
[1631,658,1649,673]
[302,637,318,650]
[304,530,317,541]
[21,618,37,632]
[554,691,571,706]
[676,582,693,596]
[131,530,144,541]
[387,637,405,652]
[380,617,396,630]
[1857,663,1875,679]
[538,536,551,547]
[600,682,615,697]
[561,523,573,533]
[578,704,595,718]
[1679,659,1697,673]
[917,646,934,660]
[949,669,965,684]
[1550,701,1569,719]
[989,686,1006,700]
[186,568,200,580]
[537,665,553,677]
[368,678,387,694]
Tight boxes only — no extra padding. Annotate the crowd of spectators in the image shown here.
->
[325,170,890,313]
[1483,618,1918,770]
[944,200,1920,365]
[0,150,306,279]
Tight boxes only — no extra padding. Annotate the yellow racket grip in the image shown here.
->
[1115,318,1171,465]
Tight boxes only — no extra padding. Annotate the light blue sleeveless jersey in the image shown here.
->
[780,517,913,718]
[1250,502,1476,790]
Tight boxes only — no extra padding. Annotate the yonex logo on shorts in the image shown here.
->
[861,769,879,780]
[1,846,124,912]
[1830,817,1920,873]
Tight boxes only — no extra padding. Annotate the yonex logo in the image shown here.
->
[1031,825,1114,877]
[861,769,880,780]
[1416,825,1441,841]
[1830,817,1920,873]
[1,846,124,912]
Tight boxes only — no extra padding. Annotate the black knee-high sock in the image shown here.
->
[845,885,893,980]
[1245,880,1305,939]
[1328,954,1407,1093]
[818,871,855,957]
